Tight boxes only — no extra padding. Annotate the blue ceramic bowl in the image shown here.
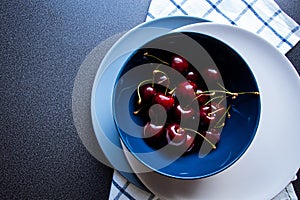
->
[113,32,261,179]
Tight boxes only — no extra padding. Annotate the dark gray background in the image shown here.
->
[0,0,299,199]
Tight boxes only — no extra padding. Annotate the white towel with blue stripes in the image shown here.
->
[146,0,300,54]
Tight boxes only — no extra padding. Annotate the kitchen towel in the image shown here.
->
[146,0,300,54]
[109,171,298,200]
[109,0,300,199]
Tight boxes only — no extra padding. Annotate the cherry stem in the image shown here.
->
[152,64,163,87]
[208,107,225,117]
[153,69,170,95]
[204,95,224,106]
[133,106,143,115]
[168,87,176,95]
[196,90,259,97]
[227,112,231,118]
[217,82,229,92]
[144,52,169,66]
[183,128,216,149]
[137,79,153,105]
[214,123,225,129]
[217,95,228,106]
[214,105,231,129]
[193,92,215,102]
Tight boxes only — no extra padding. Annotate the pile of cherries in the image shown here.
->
[133,52,259,154]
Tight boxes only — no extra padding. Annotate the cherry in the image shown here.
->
[139,84,156,103]
[199,103,225,127]
[202,67,220,81]
[195,89,210,105]
[186,69,200,83]
[148,104,167,126]
[152,92,175,111]
[171,55,189,73]
[199,105,217,126]
[176,81,197,100]
[173,104,195,122]
[182,133,196,152]
[203,129,221,144]
[166,123,186,146]
[143,122,164,138]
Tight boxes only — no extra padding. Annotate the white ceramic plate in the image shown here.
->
[122,23,300,199]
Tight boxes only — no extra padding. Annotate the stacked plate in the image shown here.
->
[90,16,300,199]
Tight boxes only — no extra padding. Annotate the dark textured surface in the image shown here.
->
[0,0,150,199]
[0,0,299,199]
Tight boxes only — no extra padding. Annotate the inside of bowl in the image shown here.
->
[113,32,260,179]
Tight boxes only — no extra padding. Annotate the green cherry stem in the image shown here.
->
[168,87,176,95]
[214,105,231,129]
[196,89,259,97]
[153,69,170,95]
[208,107,225,117]
[144,52,169,66]
[204,95,224,106]
[217,82,229,92]
[183,128,216,149]
[133,106,143,115]
[193,92,215,102]
[137,79,153,105]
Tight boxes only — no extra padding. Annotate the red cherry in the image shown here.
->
[199,104,225,127]
[152,93,175,111]
[143,122,165,141]
[195,89,210,105]
[202,67,220,81]
[148,104,167,126]
[173,104,195,121]
[171,56,189,73]
[211,102,225,118]
[186,69,200,82]
[140,84,156,102]
[182,133,196,152]
[204,129,221,144]
[176,81,197,99]
[199,105,217,126]
[166,123,186,146]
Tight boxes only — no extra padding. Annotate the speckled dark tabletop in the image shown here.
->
[0,0,299,199]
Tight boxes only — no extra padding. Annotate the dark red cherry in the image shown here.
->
[173,104,195,121]
[186,69,200,82]
[204,129,221,144]
[171,56,189,73]
[199,105,217,126]
[176,81,197,99]
[166,123,186,146]
[143,122,165,140]
[152,92,175,110]
[148,104,167,126]
[182,133,196,152]
[199,104,225,126]
[210,102,225,118]
[140,84,156,102]
[195,89,210,105]
[202,67,220,81]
